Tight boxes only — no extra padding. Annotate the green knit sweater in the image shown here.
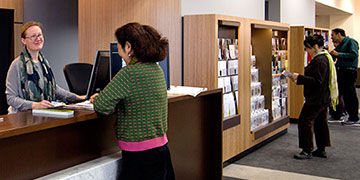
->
[93,60,168,142]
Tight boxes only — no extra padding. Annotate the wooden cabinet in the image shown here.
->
[289,26,333,119]
[183,14,290,162]
[183,14,243,161]
[250,20,290,140]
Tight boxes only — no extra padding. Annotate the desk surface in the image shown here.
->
[0,110,99,139]
[0,88,221,140]
[0,88,223,180]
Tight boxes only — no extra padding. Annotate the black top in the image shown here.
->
[297,54,330,106]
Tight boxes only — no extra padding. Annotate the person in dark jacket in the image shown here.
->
[289,35,332,159]
[329,28,359,124]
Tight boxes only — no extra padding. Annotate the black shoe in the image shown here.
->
[294,151,312,160]
[328,116,344,122]
[312,149,327,158]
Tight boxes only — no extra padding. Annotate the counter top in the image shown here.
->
[0,88,222,140]
[0,109,100,139]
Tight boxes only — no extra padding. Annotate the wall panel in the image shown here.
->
[0,0,23,22]
[0,0,23,58]
[79,0,181,85]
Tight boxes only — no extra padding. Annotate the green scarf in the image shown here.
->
[128,56,139,65]
[312,49,339,110]
[20,47,56,102]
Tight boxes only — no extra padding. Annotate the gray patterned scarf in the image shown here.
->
[20,47,56,102]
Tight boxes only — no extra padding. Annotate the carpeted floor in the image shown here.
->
[224,122,360,180]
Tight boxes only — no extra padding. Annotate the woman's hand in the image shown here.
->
[292,73,299,81]
[330,50,339,57]
[76,95,87,101]
[90,93,99,103]
[32,100,53,109]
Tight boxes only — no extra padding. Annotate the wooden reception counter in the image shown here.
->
[0,88,222,180]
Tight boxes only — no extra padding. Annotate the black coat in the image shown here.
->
[297,54,330,106]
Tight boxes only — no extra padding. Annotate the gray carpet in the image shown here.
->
[227,122,360,180]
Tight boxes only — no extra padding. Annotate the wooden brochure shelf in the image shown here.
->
[223,114,241,130]
[251,116,289,140]
[183,14,290,162]
[289,26,333,119]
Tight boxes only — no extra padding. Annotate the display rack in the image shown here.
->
[250,21,290,141]
[289,26,333,119]
[183,14,290,161]
[183,15,242,161]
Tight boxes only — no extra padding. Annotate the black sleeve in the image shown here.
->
[297,56,328,87]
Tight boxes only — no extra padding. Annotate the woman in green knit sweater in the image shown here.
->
[90,23,174,179]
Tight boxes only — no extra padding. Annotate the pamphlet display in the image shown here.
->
[272,30,288,121]
[218,38,239,119]
[250,55,269,130]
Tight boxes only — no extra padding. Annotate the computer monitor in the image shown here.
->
[110,42,126,78]
[86,50,111,99]
[109,42,170,89]
[158,51,170,90]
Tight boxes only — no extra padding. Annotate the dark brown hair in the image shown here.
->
[304,34,324,49]
[332,28,346,36]
[115,22,169,62]
[20,21,42,38]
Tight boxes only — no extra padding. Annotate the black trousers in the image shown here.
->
[298,104,331,152]
[119,143,175,180]
[330,68,359,121]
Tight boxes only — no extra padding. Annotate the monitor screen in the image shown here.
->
[158,52,170,90]
[109,42,170,90]
[110,42,126,78]
[86,50,110,99]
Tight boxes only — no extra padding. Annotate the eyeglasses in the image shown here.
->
[25,34,43,41]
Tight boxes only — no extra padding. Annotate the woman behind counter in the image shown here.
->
[6,21,85,113]
[90,23,175,179]
[289,34,337,160]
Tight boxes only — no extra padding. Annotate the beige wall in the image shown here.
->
[316,0,354,14]
[316,0,360,67]
[353,0,360,48]
[316,15,330,28]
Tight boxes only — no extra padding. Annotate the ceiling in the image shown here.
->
[316,2,352,16]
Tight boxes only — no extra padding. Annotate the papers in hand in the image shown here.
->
[51,101,66,107]
[65,100,94,111]
[32,108,74,118]
[167,86,207,97]
[281,70,293,78]
[281,70,297,82]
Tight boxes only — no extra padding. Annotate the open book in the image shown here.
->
[167,85,207,97]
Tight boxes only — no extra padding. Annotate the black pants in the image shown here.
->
[298,104,331,152]
[119,143,175,180]
[330,68,359,121]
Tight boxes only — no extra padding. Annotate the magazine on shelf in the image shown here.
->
[32,108,74,118]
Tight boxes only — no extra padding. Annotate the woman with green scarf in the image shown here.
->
[5,21,85,113]
[288,34,338,160]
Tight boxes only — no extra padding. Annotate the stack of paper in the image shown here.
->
[32,109,74,118]
[65,100,94,111]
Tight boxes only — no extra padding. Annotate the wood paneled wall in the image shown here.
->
[78,0,181,85]
[0,0,23,23]
[0,0,24,57]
